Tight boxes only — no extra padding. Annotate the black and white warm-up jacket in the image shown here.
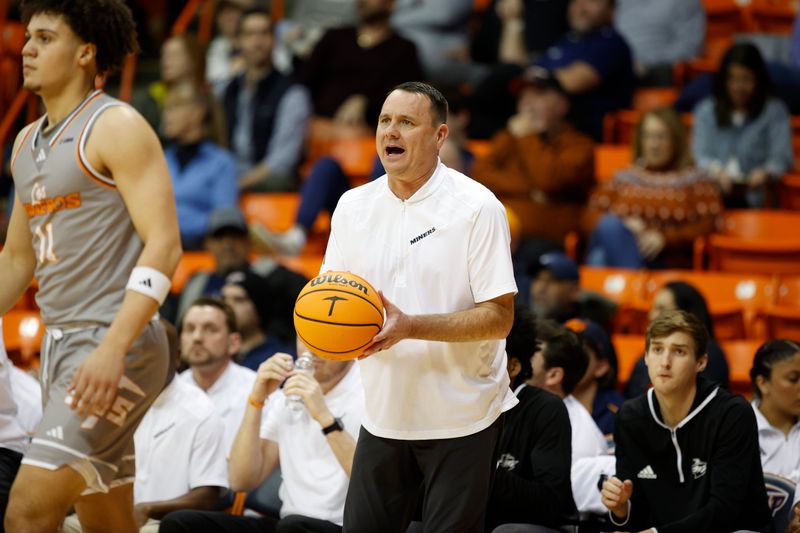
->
[611,377,771,533]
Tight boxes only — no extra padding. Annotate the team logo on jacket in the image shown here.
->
[496,453,519,471]
[691,458,707,479]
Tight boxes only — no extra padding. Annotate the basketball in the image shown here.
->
[294,271,385,361]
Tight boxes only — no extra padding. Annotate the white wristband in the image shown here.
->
[126,266,171,305]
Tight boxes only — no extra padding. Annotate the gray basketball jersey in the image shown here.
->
[11,90,143,326]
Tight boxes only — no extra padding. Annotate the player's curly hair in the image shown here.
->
[20,0,139,74]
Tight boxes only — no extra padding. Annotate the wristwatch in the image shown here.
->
[322,417,344,435]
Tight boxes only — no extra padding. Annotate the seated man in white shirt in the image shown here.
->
[158,351,364,533]
[62,319,229,533]
[0,317,43,526]
[178,297,257,452]
[533,319,616,516]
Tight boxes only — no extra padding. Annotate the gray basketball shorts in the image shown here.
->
[22,319,169,493]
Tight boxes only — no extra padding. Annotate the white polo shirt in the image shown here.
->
[753,400,800,482]
[260,363,364,526]
[134,378,228,504]
[564,394,609,462]
[322,160,518,440]
[180,361,256,452]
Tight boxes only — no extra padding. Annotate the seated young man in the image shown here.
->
[602,310,771,532]
[486,305,577,531]
[159,351,363,532]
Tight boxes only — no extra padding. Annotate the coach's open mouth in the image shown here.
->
[385,146,405,157]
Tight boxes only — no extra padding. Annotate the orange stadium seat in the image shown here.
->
[594,144,632,182]
[580,267,645,305]
[612,334,646,384]
[632,88,679,112]
[779,173,800,210]
[703,0,749,37]
[747,0,797,33]
[703,210,800,275]
[304,120,376,185]
[761,306,800,339]
[277,254,323,280]
[2,310,44,368]
[467,139,492,159]
[240,193,330,255]
[633,271,775,339]
[171,251,215,294]
[721,339,762,395]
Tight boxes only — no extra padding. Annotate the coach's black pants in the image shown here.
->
[343,416,503,533]
[159,511,342,533]
[0,447,22,533]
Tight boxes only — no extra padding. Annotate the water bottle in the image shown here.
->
[286,352,313,412]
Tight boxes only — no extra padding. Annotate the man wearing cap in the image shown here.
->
[473,70,594,272]
[565,318,623,436]
[174,207,307,346]
[221,270,295,370]
[529,252,616,332]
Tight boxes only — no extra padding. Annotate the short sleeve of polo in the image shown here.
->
[188,414,229,490]
[467,197,518,303]
[259,395,282,443]
[321,211,348,274]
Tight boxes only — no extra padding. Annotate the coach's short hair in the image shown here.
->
[21,0,139,74]
[391,81,449,125]
[183,296,239,334]
[536,319,588,396]
[646,309,708,359]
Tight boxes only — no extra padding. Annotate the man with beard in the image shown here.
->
[178,297,254,452]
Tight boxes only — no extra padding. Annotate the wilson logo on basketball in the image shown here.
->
[310,273,371,296]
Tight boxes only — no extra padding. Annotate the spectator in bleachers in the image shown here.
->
[162,83,238,250]
[528,252,617,333]
[565,318,622,436]
[0,318,41,527]
[224,7,311,192]
[472,0,569,68]
[173,207,307,338]
[133,33,206,135]
[62,320,228,533]
[602,310,770,532]
[273,0,357,72]
[473,70,594,269]
[160,352,364,533]
[692,43,794,208]
[467,0,569,138]
[751,340,800,483]
[533,319,618,521]
[178,297,255,453]
[532,320,605,462]
[221,270,295,370]
[625,281,730,399]
[473,0,634,141]
[206,0,250,96]
[584,108,722,269]
[614,0,704,86]
[390,0,476,87]
[486,305,578,532]
[296,0,423,132]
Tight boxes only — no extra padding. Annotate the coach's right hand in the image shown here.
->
[601,476,633,520]
[251,353,294,404]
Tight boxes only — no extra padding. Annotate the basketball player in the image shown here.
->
[321,81,518,531]
[0,1,181,531]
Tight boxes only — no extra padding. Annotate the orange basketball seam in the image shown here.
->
[296,288,383,316]
[293,310,382,329]
[296,330,378,355]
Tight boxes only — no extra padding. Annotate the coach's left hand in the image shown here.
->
[361,292,411,358]
[69,347,125,417]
